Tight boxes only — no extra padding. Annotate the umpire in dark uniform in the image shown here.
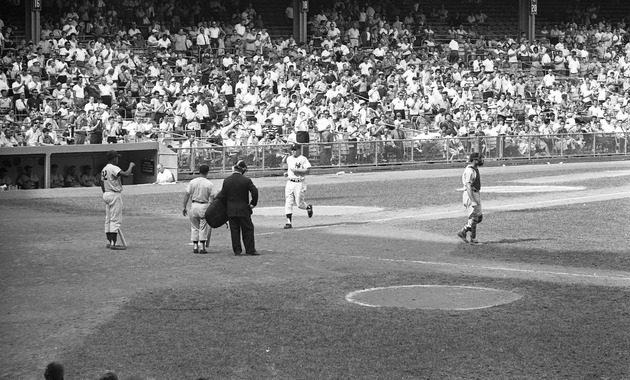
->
[217,160,260,256]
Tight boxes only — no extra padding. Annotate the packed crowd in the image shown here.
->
[1,0,630,167]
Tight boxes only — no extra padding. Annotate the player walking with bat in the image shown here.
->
[283,143,313,229]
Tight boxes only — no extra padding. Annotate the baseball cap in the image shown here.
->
[106,150,121,160]
[290,143,300,151]
[468,152,483,162]
[234,160,248,172]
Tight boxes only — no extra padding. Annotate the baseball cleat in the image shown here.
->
[469,239,482,245]
[283,223,292,229]
[198,248,208,254]
[457,230,468,243]
[193,247,199,253]
[307,204,313,218]
[110,245,127,250]
[106,243,111,249]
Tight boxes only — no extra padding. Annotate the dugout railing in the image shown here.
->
[170,132,630,174]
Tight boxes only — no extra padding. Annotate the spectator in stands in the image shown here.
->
[155,163,175,183]
[0,89,12,114]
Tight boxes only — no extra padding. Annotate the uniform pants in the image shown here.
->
[103,191,123,233]
[189,202,211,242]
[285,181,308,215]
[462,190,482,228]
[228,215,256,254]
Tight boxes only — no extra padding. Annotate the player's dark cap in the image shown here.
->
[199,164,210,174]
[106,150,121,160]
[44,362,64,380]
[469,152,483,162]
[290,143,300,151]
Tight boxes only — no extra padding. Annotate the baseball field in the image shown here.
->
[1,160,629,379]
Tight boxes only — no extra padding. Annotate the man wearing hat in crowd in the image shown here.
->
[101,150,135,250]
[0,89,13,114]
[215,160,259,256]
[295,98,314,157]
[457,152,484,245]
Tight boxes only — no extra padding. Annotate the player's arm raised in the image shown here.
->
[119,162,136,178]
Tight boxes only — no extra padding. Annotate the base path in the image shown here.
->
[255,205,382,217]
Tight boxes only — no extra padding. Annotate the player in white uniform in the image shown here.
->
[457,152,484,245]
[101,150,135,250]
[283,143,313,229]
[182,164,215,254]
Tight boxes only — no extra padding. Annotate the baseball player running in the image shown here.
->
[101,150,135,250]
[457,152,484,245]
[182,164,214,254]
[283,143,313,229]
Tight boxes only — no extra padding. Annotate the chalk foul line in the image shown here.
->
[345,255,630,285]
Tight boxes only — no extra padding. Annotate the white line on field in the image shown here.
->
[256,189,630,234]
[487,190,630,210]
[347,255,630,283]
[368,190,630,223]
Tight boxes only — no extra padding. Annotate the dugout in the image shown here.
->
[0,142,178,189]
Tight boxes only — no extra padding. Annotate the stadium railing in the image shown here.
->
[169,132,630,174]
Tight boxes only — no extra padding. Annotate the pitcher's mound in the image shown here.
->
[255,206,382,217]
[346,285,521,310]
